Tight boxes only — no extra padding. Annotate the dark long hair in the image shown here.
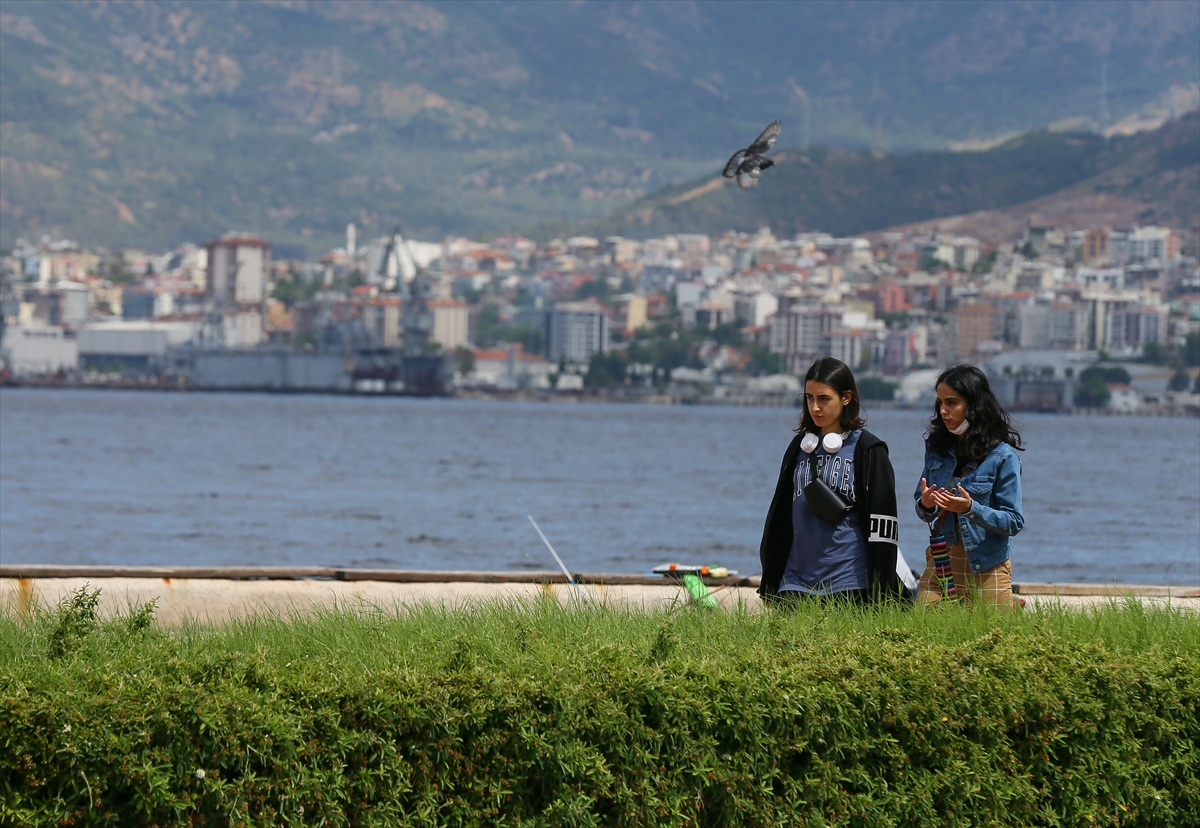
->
[926,364,1024,461]
[795,357,867,434]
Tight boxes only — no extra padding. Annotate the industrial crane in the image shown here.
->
[365,221,451,395]
[377,222,435,356]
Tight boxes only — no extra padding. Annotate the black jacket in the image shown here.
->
[758,429,901,601]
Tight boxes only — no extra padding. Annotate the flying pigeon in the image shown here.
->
[723,120,781,189]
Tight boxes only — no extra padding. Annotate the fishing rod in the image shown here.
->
[526,512,592,604]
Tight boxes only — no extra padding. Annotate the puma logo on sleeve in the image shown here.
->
[869,514,899,545]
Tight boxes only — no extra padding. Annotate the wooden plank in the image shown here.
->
[0,565,758,588]
[1014,582,1200,598]
[337,570,753,587]
[337,569,567,584]
[0,565,339,580]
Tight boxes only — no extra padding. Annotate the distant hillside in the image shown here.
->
[870,112,1200,242]
[557,111,1200,241]
[1,1,1197,254]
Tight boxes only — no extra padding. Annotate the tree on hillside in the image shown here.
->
[1075,374,1111,408]
[706,322,744,347]
[1080,365,1131,385]
[747,347,783,375]
[585,352,628,388]
[454,347,474,377]
[270,269,321,307]
[474,304,541,353]
[918,253,952,271]
[1167,366,1190,392]
[573,279,609,301]
[858,377,898,401]
[972,249,998,275]
[1186,331,1200,367]
[1140,341,1167,365]
[1075,365,1131,408]
[628,333,703,374]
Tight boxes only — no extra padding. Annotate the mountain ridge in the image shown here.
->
[1,1,1197,253]
[547,110,1200,242]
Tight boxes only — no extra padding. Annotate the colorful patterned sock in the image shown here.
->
[929,532,957,599]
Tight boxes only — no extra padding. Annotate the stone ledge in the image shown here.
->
[3,566,1194,596]
[3,576,1197,626]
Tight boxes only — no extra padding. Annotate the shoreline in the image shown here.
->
[5,566,1197,625]
[4,380,1198,417]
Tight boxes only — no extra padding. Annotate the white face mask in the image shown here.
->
[949,419,970,436]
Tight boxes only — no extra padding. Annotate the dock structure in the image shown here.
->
[3,566,1197,625]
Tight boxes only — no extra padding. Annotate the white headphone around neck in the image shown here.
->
[800,431,848,454]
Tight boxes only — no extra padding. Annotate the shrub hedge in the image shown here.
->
[1,589,1197,827]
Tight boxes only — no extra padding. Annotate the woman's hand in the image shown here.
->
[919,478,940,509]
[933,486,973,515]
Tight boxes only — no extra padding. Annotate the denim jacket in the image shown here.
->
[914,441,1023,573]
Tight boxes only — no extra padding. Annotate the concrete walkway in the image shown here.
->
[4,574,1197,625]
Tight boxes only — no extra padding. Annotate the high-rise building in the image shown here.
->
[547,301,609,365]
[1127,226,1178,263]
[946,303,1002,362]
[611,294,648,333]
[1083,227,1111,264]
[1103,304,1167,354]
[1014,304,1051,350]
[205,235,270,313]
[768,308,839,374]
[427,299,470,350]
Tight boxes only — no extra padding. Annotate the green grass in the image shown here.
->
[2,588,1198,826]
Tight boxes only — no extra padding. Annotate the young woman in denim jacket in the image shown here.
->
[915,365,1025,607]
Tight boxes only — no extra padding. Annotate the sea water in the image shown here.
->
[2,389,1197,585]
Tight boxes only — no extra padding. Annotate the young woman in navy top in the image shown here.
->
[759,358,901,604]
[915,364,1025,607]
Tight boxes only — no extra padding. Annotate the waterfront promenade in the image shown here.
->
[4,566,1197,624]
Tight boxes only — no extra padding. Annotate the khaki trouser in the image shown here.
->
[917,529,1013,609]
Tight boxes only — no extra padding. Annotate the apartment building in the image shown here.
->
[547,301,609,365]
[427,299,470,351]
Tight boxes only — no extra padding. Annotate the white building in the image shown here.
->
[1107,384,1142,413]
[1076,267,1125,291]
[77,319,203,368]
[734,291,779,328]
[1,322,78,375]
[674,281,705,308]
[1012,261,1065,291]
[365,236,443,287]
[467,345,552,389]
[1127,226,1175,263]
[930,236,981,271]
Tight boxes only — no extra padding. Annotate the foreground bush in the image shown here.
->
[1,589,1198,827]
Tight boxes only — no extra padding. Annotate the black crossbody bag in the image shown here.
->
[803,451,854,524]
